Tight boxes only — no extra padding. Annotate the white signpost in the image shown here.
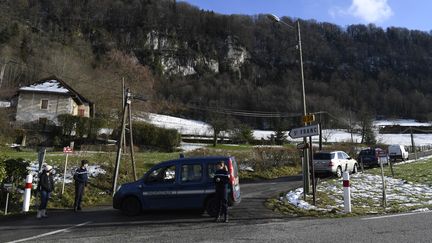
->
[290,123,320,205]
[289,124,320,138]
[62,146,73,194]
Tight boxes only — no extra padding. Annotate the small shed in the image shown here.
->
[15,76,94,125]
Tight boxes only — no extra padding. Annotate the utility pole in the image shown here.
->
[410,127,417,160]
[112,89,137,195]
[121,77,127,153]
[0,62,6,89]
[128,99,137,181]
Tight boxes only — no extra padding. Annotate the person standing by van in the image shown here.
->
[214,161,230,223]
[36,164,55,219]
[73,160,89,212]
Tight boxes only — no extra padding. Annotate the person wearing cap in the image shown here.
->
[36,164,55,219]
[213,161,230,223]
[73,160,89,212]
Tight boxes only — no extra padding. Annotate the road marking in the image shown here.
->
[6,221,91,243]
[362,210,432,220]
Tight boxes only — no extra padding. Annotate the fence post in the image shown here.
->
[22,174,33,212]
[343,171,351,213]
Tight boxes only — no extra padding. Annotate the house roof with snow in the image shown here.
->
[18,76,93,106]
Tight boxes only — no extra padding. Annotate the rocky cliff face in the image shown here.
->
[145,31,249,76]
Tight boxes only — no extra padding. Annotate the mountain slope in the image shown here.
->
[1,0,432,124]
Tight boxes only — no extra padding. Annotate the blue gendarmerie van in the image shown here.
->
[113,156,241,216]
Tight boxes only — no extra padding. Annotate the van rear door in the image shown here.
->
[227,157,241,204]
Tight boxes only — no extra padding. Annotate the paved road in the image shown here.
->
[2,172,432,242]
[0,176,302,242]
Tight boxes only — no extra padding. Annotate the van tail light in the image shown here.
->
[328,161,334,167]
[228,159,235,185]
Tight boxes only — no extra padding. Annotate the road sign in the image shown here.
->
[302,114,315,124]
[296,142,309,150]
[3,183,12,189]
[289,124,320,138]
[63,146,73,153]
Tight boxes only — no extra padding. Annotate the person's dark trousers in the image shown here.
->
[39,190,50,210]
[216,193,228,221]
[74,183,85,211]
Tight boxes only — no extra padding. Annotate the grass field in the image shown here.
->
[0,145,302,214]
[267,157,432,217]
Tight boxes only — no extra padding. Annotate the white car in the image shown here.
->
[388,144,409,161]
[313,151,358,177]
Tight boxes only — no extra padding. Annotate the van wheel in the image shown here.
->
[336,167,342,178]
[121,197,141,216]
[205,196,219,217]
[352,164,358,174]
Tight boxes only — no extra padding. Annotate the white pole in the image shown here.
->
[379,156,387,207]
[61,153,69,194]
[5,192,9,215]
[22,174,33,212]
[343,171,351,213]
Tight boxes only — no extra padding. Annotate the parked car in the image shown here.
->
[113,156,241,216]
[357,148,388,167]
[313,151,358,177]
[388,144,409,161]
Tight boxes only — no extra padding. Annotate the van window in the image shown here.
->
[208,161,228,179]
[208,163,218,179]
[145,165,176,184]
[180,164,202,183]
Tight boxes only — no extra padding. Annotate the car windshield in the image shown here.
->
[313,153,334,160]
[359,149,374,155]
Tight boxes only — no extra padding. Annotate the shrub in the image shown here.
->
[133,122,159,146]
[0,158,29,185]
[156,128,181,152]
[132,121,181,152]
[230,124,254,144]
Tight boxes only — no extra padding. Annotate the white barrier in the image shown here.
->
[343,171,351,213]
[22,174,33,212]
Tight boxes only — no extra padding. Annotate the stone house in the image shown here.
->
[15,76,94,125]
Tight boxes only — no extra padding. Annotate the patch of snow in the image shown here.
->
[0,101,10,107]
[28,162,106,184]
[179,142,207,152]
[98,128,113,135]
[412,208,430,212]
[20,80,69,93]
[285,171,432,213]
[374,119,432,127]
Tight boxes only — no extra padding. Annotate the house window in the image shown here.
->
[41,99,49,110]
[39,117,47,125]
[78,108,85,117]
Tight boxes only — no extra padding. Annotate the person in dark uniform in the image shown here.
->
[214,161,230,223]
[73,160,89,212]
[36,164,55,219]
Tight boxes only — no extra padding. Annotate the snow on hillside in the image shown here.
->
[136,113,213,136]
[141,113,432,146]
[374,119,432,127]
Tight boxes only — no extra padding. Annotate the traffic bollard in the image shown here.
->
[343,171,351,213]
[22,174,33,212]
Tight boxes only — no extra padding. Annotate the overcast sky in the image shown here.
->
[179,0,431,32]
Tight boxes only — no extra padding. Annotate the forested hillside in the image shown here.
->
[1,0,432,128]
